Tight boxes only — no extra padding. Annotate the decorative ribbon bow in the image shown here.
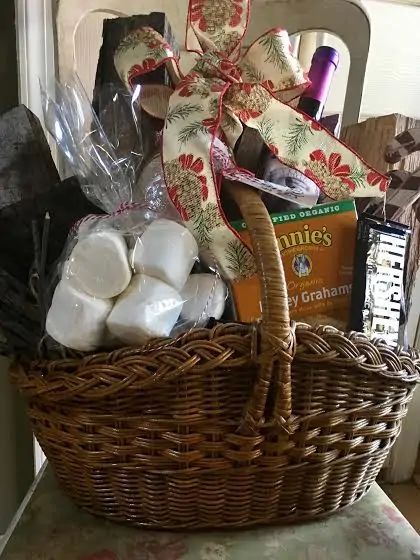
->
[115,0,389,281]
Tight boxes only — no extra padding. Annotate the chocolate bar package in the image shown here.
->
[350,215,410,345]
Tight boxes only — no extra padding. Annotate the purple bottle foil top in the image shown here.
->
[303,46,339,104]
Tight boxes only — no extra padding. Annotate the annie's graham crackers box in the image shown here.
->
[231,200,357,325]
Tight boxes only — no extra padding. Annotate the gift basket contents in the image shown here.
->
[6,0,420,529]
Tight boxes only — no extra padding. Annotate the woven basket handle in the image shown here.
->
[224,181,294,436]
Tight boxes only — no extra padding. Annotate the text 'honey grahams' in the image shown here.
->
[230,200,357,327]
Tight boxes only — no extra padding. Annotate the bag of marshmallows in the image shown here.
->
[42,78,227,353]
[47,211,227,352]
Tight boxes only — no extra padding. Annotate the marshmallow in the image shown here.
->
[131,219,198,291]
[181,274,227,326]
[66,231,132,299]
[46,280,113,352]
[106,274,183,345]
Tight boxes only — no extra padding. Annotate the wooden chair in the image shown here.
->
[56,0,370,127]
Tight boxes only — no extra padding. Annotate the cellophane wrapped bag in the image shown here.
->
[41,77,226,353]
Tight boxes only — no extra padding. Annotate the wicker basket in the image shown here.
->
[12,183,420,529]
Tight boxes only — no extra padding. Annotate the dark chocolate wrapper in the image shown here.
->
[350,214,410,346]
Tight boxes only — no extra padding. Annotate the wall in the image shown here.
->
[361,0,420,119]
[0,0,35,534]
[323,0,420,119]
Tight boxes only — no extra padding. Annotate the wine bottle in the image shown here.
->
[298,46,339,121]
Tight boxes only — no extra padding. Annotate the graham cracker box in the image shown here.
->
[231,200,357,326]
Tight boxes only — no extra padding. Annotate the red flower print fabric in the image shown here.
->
[125,537,186,560]
[128,59,157,82]
[165,154,208,221]
[190,0,244,34]
[367,170,389,192]
[176,73,200,97]
[219,59,242,82]
[302,113,323,131]
[305,150,357,196]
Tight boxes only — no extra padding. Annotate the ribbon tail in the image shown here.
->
[225,84,389,199]
[186,0,249,57]
[220,106,243,148]
[114,27,182,89]
[162,78,256,281]
[239,27,309,99]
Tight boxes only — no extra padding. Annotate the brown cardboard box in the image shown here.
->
[231,200,357,326]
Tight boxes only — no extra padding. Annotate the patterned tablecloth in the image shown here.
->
[1,465,419,560]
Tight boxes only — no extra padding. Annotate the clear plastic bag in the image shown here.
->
[94,83,144,187]
[45,209,227,352]
[42,76,136,213]
[42,75,179,216]
[135,154,179,217]
[41,76,228,352]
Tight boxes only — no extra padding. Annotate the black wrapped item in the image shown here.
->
[350,214,410,346]
[0,176,103,283]
[0,268,40,356]
[0,105,59,210]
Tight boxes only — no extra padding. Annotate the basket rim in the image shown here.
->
[10,322,420,406]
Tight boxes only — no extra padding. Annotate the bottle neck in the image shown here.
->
[297,97,323,122]
[298,46,339,121]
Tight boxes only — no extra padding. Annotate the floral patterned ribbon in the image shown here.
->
[114,0,389,281]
